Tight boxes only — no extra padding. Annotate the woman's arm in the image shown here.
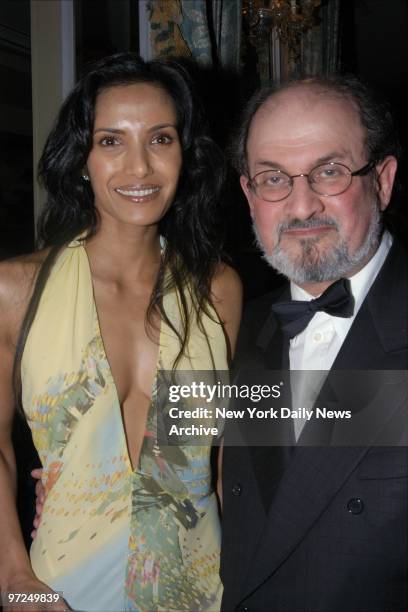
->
[211,263,243,509]
[0,259,70,611]
[0,260,36,590]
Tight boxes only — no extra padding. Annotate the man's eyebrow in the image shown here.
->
[254,151,351,171]
[255,160,286,170]
[313,151,350,165]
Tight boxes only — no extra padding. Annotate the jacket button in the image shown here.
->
[232,483,242,496]
[236,607,249,611]
[347,497,364,514]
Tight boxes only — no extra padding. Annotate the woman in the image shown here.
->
[0,53,241,611]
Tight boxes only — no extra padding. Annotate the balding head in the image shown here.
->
[245,85,366,180]
[234,75,400,178]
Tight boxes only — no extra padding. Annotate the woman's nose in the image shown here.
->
[125,142,152,177]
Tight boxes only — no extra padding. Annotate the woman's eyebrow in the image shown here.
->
[93,127,124,134]
[93,123,178,135]
[147,123,178,132]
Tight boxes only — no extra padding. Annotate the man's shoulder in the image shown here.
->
[366,236,408,353]
[367,236,407,306]
[242,287,281,324]
[235,283,288,358]
[383,235,407,272]
[392,237,408,276]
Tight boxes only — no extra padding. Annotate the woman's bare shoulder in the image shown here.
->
[211,262,243,358]
[0,250,49,340]
[211,262,243,307]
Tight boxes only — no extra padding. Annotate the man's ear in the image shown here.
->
[375,156,398,211]
[239,175,255,216]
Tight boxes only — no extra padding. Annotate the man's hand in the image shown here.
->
[30,469,45,539]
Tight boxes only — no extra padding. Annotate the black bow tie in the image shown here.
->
[271,278,354,339]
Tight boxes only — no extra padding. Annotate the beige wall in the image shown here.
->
[30,0,75,226]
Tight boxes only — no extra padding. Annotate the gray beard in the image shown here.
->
[253,203,382,283]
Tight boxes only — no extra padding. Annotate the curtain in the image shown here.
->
[178,0,212,63]
[148,0,191,57]
[279,0,341,81]
[243,0,341,84]
[148,0,242,70]
[292,0,341,78]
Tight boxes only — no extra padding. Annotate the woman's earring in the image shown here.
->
[82,173,90,181]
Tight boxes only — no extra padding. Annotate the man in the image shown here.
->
[221,76,407,612]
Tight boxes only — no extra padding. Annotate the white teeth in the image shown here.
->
[115,187,160,197]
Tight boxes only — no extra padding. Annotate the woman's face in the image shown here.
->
[86,82,182,229]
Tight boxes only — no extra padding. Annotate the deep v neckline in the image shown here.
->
[81,243,162,473]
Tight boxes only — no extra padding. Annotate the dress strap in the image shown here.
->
[67,232,87,248]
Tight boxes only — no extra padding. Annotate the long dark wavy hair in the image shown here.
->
[14,53,225,401]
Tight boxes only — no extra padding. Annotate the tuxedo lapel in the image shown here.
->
[328,369,408,446]
[240,444,368,600]
[230,288,294,592]
[317,240,408,446]
[241,368,408,601]
[297,240,407,447]
[246,285,294,510]
[296,298,386,446]
[332,238,408,370]
[255,284,291,370]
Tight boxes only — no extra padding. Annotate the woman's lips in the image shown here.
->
[114,185,161,202]
[115,185,160,197]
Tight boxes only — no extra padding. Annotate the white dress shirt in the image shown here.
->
[289,230,393,439]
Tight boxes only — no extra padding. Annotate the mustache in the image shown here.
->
[277,217,340,236]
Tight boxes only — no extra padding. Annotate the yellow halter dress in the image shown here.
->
[21,239,226,611]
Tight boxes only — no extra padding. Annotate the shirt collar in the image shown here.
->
[290,230,393,314]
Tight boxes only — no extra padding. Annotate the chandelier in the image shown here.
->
[242,0,321,49]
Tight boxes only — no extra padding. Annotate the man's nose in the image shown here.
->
[285,175,325,219]
[125,142,152,177]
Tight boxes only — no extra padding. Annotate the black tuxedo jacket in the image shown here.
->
[221,239,408,612]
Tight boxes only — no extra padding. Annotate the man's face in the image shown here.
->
[240,87,397,289]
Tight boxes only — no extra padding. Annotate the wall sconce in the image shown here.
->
[243,0,321,51]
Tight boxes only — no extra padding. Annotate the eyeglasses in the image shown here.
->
[247,161,376,202]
